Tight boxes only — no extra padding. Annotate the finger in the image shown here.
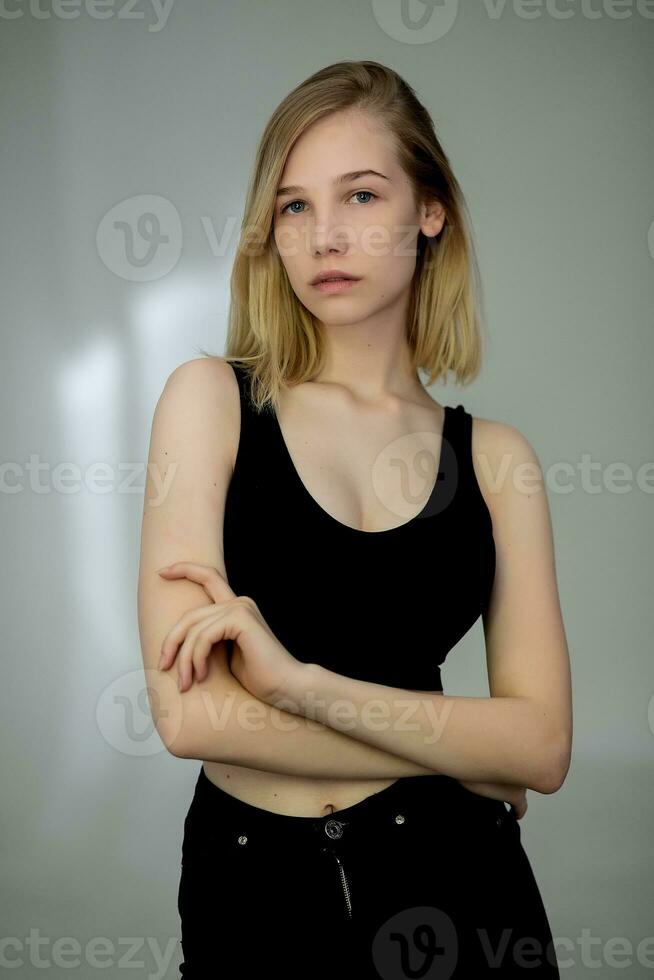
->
[159,601,219,669]
[178,613,226,691]
[159,562,236,605]
[192,615,229,683]
[178,601,252,690]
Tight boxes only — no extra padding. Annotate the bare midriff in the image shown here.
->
[202,761,401,817]
[201,689,445,817]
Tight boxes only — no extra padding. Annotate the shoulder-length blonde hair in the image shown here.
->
[199,59,487,414]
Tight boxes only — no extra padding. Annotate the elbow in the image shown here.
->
[143,657,240,762]
[537,730,572,795]
[155,693,233,763]
[156,714,191,759]
[143,673,193,759]
[162,731,190,759]
[156,700,206,760]
[158,717,208,760]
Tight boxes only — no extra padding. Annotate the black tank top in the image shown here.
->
[223,362,495,693]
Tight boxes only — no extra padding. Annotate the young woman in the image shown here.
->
[138,60,572,978]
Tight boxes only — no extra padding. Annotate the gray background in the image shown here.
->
[2,1,653,977]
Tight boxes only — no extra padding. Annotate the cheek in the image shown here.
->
[360,209,420,264]
[273,219,308,265]
[371,251,416,295]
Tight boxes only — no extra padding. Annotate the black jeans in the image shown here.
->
[177,764,560,978]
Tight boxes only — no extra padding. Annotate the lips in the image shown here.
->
[311,270,360,285]
[311,277,361,294]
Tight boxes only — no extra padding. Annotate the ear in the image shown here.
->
[419,198,446,238]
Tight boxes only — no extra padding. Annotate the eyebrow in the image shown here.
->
[276,169,391,199]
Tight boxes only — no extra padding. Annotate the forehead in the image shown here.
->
[277,111,399,188]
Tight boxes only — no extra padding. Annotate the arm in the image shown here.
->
[276,419,573,795]
[282,669,560,793]
[175,652,442,779]
[137,356,438,778]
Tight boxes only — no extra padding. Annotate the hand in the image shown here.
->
[457,779,529,820]
[157,561,302,703]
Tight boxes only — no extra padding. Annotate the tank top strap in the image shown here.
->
[227,361,265,427]
[445,403,476,487]
[445,402,489,518]
[226,360,282,484]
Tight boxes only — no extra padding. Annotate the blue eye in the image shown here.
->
[351,191,376,205]
[279,190,378,216]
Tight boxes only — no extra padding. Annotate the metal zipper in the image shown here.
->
[332,851,353,919]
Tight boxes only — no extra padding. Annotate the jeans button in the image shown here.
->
[394,813,405,824]
[237,834,248,845]
[324,819,344,840]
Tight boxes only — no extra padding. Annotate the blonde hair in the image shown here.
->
[198,59,487,414]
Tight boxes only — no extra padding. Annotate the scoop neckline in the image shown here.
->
[270,399,452,537]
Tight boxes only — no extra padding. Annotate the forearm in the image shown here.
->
[170,652,439,780]
[280,663,563,793]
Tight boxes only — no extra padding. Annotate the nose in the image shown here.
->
[310,214,355,257]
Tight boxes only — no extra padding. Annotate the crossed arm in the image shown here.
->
[160,643,441,781]
[139,361,572,793]
[170,423,571,794]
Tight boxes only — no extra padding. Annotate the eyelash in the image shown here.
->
[278,190,379,216]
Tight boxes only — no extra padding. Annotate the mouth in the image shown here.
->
[311,277,362,294]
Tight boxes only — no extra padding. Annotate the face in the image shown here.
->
[272,109,444,330]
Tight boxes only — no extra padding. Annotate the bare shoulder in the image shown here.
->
[157,355,240,467]
[469,412,546,520]
[160,354,238,412]
[164,353,235,389]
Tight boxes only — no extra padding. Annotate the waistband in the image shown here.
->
[189,765,480,849]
